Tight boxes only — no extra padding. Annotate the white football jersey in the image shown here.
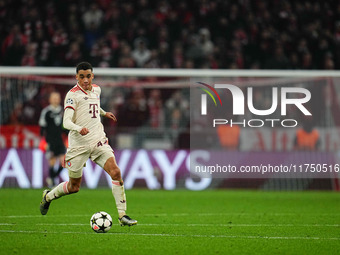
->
[64,83,107,147]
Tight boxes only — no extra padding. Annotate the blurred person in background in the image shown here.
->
[294,117,320,151]
[165,90,189,130]
[132,39,151,67]
[39,91,67,188]
[117,88,150,128]
[82,3,103,30]
[147,89,163,128]
[217,124,241,150]
[2,24,27,58]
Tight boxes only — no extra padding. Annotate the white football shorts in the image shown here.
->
[65,139,114,178]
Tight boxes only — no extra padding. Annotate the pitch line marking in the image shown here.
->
[0,223,337,227]
[0,229,339,241]
[140,223,340,227]
[145,212,340,217]
[2,214,89,218]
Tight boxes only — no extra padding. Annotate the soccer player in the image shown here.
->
[39,91,66,187]
[40,62,137,226]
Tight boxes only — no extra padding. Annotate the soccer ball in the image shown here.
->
[90,211,113,233]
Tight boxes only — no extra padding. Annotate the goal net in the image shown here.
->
[0,67,339,190]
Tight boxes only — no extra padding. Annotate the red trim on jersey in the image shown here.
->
[92,84,99,92]
[70,83,96,94]
[64,106,75,111]
[76,83,88,95]
[70,86,80,93]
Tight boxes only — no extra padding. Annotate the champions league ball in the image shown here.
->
[90,211,113,233]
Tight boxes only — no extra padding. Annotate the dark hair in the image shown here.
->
[76,62,93,73]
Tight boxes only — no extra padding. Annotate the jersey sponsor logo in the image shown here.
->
[84,97,88,100]
[120,200,126,203]
[89,104,99,118]
[66,98,74,104]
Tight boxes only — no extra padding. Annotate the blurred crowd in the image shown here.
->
[1,0,340,69]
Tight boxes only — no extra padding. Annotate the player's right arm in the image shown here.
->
[63,92,89,136]
[63,108,89,135]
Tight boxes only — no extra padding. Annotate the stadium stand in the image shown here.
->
[0,0,339,69]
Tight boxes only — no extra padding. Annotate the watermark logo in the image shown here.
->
[196,82,312,128]
[197,82,222,115]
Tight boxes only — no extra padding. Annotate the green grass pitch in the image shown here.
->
[0,188,339,255]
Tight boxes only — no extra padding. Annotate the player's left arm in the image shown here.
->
[100,108,117,121]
